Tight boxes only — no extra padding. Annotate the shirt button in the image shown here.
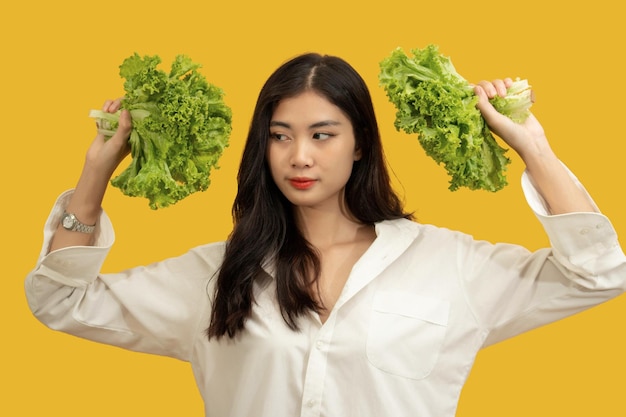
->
[316,340,324,350]
[306,399,315,408]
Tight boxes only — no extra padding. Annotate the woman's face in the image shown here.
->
[267,90,361,212]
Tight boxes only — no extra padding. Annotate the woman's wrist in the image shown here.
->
[66,166,111,222]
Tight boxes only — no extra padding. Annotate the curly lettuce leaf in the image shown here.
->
[379,44,532,192]
[89,53,232,209]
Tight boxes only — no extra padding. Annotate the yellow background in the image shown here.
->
[2,0,624,415]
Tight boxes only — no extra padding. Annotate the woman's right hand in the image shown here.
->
[85,98,133,179]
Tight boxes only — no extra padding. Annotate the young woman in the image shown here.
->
[25,53,625,416]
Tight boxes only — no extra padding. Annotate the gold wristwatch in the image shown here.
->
[61,211,96,234]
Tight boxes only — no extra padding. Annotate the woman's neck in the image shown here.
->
[293,204,372,250]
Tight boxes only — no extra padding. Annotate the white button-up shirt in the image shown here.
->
[25,172,626,417]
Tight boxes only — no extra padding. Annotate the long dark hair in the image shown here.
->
[207,53,412,339]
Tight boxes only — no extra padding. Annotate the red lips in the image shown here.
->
[289,177,316,190]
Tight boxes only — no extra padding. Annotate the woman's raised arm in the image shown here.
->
[49,99,132,252]
[474,79,596,215]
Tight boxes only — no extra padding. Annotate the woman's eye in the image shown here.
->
[270,132,288,141]
[313,132,332,140]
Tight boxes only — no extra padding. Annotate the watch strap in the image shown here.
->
[62,211,96,234]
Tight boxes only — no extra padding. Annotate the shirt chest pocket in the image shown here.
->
[366,291,449,380]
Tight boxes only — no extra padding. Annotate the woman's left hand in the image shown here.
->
[474,79,549,161]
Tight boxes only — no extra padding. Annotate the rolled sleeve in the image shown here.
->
[521,169,625,290]
[33,189,114,287]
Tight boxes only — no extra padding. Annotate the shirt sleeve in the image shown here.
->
[24,190,221,361]
[521,167,624,290]
[462,169,626,347]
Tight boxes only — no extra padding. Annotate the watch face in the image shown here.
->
[62,214,74,229]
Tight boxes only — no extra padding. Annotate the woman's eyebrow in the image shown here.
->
[269,120,342,129]
[309,120,341,129]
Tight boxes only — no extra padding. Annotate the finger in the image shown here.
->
[103,109,132,149]
[491,79,508,97]
[102,98,124,113]
[116,109,133,138]
[473,85,491,110]
[102,99,115,112]
[474,85,506,126]
[476,80,497,98]
[110,98,123,112]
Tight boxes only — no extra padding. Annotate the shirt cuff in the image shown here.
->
[34,189,115,287]
[521,168,623,288]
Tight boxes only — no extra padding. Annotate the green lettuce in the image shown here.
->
[90,53,232,209]
[378,44,533,192]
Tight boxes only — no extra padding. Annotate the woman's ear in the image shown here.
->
[354,147,362,161]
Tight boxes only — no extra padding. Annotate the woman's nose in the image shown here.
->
[290,138,314,168]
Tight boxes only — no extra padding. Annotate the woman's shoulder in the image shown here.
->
[188,240,227,260]
[378,217,458,234]
[377,217,473,244]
